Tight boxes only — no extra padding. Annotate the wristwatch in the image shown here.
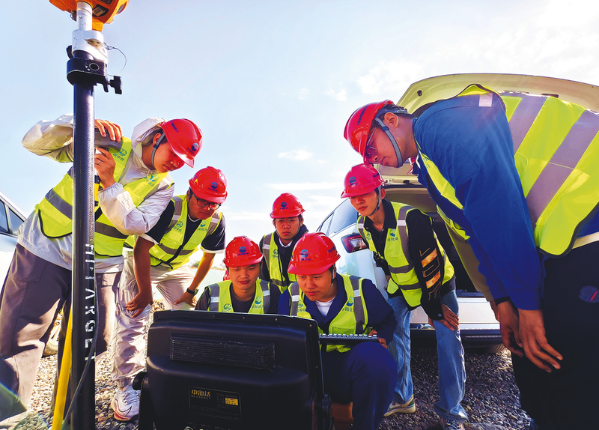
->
[186,288,198,296]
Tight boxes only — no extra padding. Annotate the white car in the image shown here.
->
[0,192,60,356]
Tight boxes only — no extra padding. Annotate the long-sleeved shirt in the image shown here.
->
[278,274,397,344]
[413,94,544,309]
[18,115,174,273]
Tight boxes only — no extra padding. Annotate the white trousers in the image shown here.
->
[110,250,195,387]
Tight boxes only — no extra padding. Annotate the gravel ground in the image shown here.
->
[21,340,531,430]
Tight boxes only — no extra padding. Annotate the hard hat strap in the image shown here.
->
[150,132,167,170]
[367,186,382,217]
[374,117,403,167]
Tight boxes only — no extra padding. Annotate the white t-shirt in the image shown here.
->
[316,299,334,316]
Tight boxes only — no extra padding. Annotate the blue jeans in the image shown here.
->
[388,288,467,422]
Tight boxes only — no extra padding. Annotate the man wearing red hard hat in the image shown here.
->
[0,115,202,420]
[279,232,396,430]
[342,163,466,429]
[110,166,227,421]
[259,193,309,292]
[196,236,279,314]
[344,91,599,429]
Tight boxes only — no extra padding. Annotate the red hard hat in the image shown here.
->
[189,166,228,204]
[341,164,385,198]
[344,100,395,156]
[288,232,341,275]
[161,119,203,168]
[270,193,305,219]
[223,236,263,267]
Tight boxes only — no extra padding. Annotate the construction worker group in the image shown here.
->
[1,78,598,430]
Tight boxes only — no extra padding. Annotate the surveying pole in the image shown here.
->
[49,1,127,428]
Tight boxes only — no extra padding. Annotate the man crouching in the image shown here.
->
[279,232,396,430]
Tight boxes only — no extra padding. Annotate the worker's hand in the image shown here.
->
[95,147,116,189]
[370,330,388,349]
[126,291,153,318]
[496,300,524,358]
[174,291,195,306]
[518,309,562,372]
[428,304,459,331]
[95,119,123,142]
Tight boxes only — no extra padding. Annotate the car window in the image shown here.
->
[318,213,333,235]
[8,209,24,235]
[329,200,358,235]
[0,201,9,234]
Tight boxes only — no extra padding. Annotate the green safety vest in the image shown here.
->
[261,233,297,292]
[419,84,599,257]
[36,138,170,257]
[357,202,454,308]
[206,279,271,314]
[289,274,369,353]
[125,196,222,269]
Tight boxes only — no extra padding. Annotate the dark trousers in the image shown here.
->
[321,342,396,430]
[512,241,599,429]
[0,244,119,409]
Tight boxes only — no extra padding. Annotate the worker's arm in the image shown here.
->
[194,287,211,311]
[174,252,216,306]
[406,209,459,331]
[126,237,155,318]
[98,176,174,236]
[361,280,396,347]
[22,114,122,162]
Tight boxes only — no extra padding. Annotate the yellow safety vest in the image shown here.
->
[289,274,369,353]
[136,196,222,268]
[36,138,170,257]
[206,279,271,314]
[357,202,454,308]
[418,84,599,257]
[261,233,297,292]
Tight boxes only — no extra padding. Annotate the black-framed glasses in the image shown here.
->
[191,193,220,210]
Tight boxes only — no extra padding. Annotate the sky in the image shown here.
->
[1,0,598,264]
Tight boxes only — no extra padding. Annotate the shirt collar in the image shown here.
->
[363,199,396,232]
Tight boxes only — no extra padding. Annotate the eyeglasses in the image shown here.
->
[191,193,220,210]
[364,127,378,163]
[274,217,299,226]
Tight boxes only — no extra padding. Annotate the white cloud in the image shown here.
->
[356,60,423,96]
[224,210,265,221]
[298,88,308,100]
[537,0,599,28]
[326,88,347,101]
[278,149,313,161]
[268,182,340,191]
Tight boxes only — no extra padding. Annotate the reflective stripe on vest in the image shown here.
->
[149,197,222,268]
[207,279,270,314]
[95,172,170,257]
[289,274,368,353]
[124,196,186,250]
[419,84,599,256]
[261,233,296,292]
[358,202,453,307]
